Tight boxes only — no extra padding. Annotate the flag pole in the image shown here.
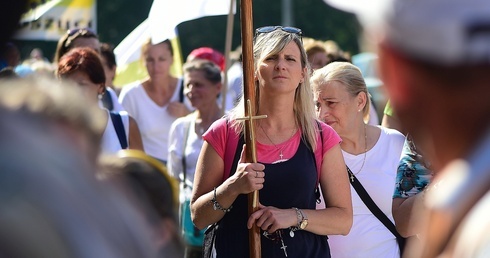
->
[239,0,262,257]
[221,0,235,116]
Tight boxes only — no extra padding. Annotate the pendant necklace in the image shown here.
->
[349,124,368,182]
[260,123,296,164]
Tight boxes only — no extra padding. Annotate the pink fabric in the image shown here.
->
[203,118,341,182]
[187,47,225,71]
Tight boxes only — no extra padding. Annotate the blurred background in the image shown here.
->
[13,0,361,66]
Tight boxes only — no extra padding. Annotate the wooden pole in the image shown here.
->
[239,0,262,257]
[221,0,235,116]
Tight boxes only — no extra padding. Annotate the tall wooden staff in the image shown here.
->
[237,0,265,257]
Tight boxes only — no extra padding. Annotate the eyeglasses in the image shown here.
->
[254,26,302,41]
[64,28,98,48]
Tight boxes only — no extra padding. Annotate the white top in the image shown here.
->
[167,114,202,198]
[100,110,130,154]
[329,126,405,258]
[222,61,243,112]
[119,79,191,161]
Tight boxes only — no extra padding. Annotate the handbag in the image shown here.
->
[347,166,406,254]
[202,221,219,258]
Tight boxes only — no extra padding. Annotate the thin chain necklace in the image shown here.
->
[259,123,296,163]
[349,124,368,182]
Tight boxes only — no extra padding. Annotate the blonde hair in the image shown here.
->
[310,61,371,123]
[229,29,319,150]
[304,40,327,59]
[140,38,173,63]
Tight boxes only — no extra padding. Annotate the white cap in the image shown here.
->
[324,0,490,65]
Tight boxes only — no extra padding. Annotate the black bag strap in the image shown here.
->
[315,121,323,203]
[347,166,406,253]
[101,88,114,111]
[179,78,185,103]
[110,111,128,149]
[181,119,191,187]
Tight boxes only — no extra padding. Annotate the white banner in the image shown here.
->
[114,0,235,86]
[149,0,235,44]
[14,0,96,41]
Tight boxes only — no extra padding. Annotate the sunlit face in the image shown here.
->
[256,41,305,93]
[308,51,328,70]
[313,81,360,134]
[65,71,104,101]
[71,37,100,53]
[184,70,221,110]
[144,43,173,79]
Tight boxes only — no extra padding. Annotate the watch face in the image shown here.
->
[300,220,308,229]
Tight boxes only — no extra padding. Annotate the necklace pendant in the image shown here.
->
[279,150,284,160]
[289,229,294,238]
[350,173,354,182]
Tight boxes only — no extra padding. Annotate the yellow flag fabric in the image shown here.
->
[15,0,96,41]
[114,22,183,87]
[114,0,235,87]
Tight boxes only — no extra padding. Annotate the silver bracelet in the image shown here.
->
[211,187,232,213]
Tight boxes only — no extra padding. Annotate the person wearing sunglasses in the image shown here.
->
[190,26,353,258]
[53,27,99,64]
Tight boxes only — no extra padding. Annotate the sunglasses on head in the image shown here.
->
[67,27,97,37]
[64,27,98,48]
[254,26,302,41]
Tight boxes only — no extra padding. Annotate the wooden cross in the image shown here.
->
[236,99,266,258]
[237,99,267,164]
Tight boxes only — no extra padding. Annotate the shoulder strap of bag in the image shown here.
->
[101,88,114,111]
[182,119,192,188]
[315,121,323,203]
[110,111,128,149]
[179,78,185,103]
[347,166,406,252]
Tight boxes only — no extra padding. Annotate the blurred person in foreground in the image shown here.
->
[0,77,159,258]
[0,5,158,256]
[325,0,490,257]
[99,149,184,257]
[191,26,352,257]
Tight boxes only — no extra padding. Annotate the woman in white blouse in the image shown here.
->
[311,61,405,258]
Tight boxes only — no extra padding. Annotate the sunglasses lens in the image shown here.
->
[256,26,276,34]
[255,26,302,40]
[282,27,302,35]
[67,28,96,36]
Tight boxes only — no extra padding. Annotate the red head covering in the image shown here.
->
[187,47,225,71]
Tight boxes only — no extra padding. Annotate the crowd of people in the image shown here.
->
[1,0,490,257]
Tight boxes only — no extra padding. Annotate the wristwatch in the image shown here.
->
[292,207,308,230]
